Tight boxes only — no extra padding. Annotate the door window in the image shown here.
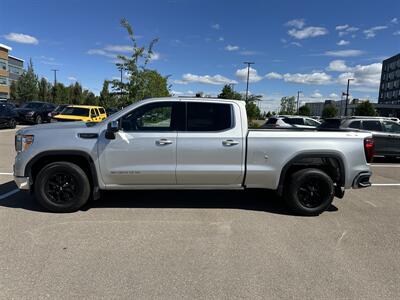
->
[362,120,383,131]
[121,102,177,132]
[304,118,319,126]
[383,121,400,133]
[348,121,361,129]
[186,102,233,131]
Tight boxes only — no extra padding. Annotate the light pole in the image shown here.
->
[344,79,354,116]
[297,91,302,114]
[51,69,59,102]
[243,62,254,102]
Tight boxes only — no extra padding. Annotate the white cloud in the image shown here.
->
[149,52,160,61]
[285,19,305,29]
[335,24,349,31]
[337,63,382,89]
[239,50,260,56]
[324,49,364,57]
[329,93,339,99]
[282,72,332,85]
[391,18,398,24]
[68,76,77,81]
[218,37,224,41]
[173,73,237,85]
[338,26,359,37]
[87,49,117,58]
[310,91,323,99]
[337,39,350,46]
[4,32,38,44]
[393,30,400,36]
[291,42,302,47]
[265,72,283,79]
[326,60,351,72]
[363,26,388,39]
[225,45,239,51]
[288,26,328,39]
[103,45,133,52]
[235,67,263,83]
[211,24,220,30]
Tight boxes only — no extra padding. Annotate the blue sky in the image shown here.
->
[1,0,399,111]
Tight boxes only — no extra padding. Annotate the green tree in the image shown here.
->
[68,82,83,104]
[38,77,52,101]
[354,101,377,116]
[16,59,38,100]
[322,104,338,118]
[298,105,311,116]
[218,84,242,100]
[111,18,168,107]
[10,80,18,100]
[82,90,97,105]
[280,96,296,115]
[53,83,68,104]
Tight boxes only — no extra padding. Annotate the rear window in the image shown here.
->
[186,102,233,131]
[62,107,90,117]
[99,107,105,114]
[265,118,278,125]
[362,120,382,131]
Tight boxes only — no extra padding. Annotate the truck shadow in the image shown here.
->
[0,181,338,216]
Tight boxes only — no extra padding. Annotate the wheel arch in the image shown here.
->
[277,151,346,196]
[25,150,99,197]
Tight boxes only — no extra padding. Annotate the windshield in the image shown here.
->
[61,107,90,117]
[54,105,67,113]
[22,102,44,109]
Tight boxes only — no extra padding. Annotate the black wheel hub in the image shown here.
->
[45,173,77,204]
[297,179,328,208]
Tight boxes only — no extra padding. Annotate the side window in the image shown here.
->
[348,121,361,129]
[362,120,383,131]
[186,102,233,132]
[90,109,97,117]
[95,108,100,116]
[121,102,175,132]
[99,107,106,115]
[383,121,400,133]
[305,118,319,126]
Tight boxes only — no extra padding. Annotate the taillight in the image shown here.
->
[364,138,375,163]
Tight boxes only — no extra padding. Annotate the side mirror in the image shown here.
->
[105,121,119,140]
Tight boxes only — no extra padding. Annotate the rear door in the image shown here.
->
[176,102,244,186]
[361,120,386,155]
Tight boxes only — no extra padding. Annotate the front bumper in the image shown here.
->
[14,176,30,190]
[352,171,372,189]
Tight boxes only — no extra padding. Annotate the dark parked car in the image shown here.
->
[0,103,18,129]
[16,101,56,124]
[320,117,400,158]
[48,104,69,119]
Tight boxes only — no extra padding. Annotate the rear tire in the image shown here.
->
[8,118,16,129]
[34,162,91,213]
[284,168,334,216]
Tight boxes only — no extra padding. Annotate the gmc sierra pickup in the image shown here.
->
[14,98,373,215]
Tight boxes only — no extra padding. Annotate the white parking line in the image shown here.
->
[0,172,13,176]
[372,183,400,186]
[0,189,19,200]
[370,164,400,168]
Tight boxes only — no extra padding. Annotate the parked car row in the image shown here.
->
[0,100,122,129]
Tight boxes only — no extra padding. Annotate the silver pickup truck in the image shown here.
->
[14,98,374,215]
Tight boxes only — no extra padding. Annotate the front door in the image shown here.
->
[382,120,400,156]
[98,101,182,186]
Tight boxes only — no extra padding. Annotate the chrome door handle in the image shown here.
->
[156,138,173,145]
[222,139,239,146]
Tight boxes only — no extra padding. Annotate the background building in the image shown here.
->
[305,99,366,117]
[0,43,24,100]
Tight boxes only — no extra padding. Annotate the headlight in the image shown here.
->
[15,134,34,152]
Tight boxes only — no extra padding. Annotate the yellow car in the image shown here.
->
[52,105,107,123]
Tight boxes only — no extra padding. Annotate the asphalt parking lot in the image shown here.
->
[0,127,399,299]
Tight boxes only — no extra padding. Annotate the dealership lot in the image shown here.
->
[0,127,399,299]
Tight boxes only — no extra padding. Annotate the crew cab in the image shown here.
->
[13,98,373,215]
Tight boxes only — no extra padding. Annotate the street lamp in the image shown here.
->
[243,62,254,102]
[344,78,354,117]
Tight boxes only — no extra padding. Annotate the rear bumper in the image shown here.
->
[14,176,30,190]
[352,171,372,188]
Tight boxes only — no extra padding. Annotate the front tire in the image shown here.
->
[34,162,91,213]
[35,115,42,124]
[8,118,16,129]
[284,168,334,216]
